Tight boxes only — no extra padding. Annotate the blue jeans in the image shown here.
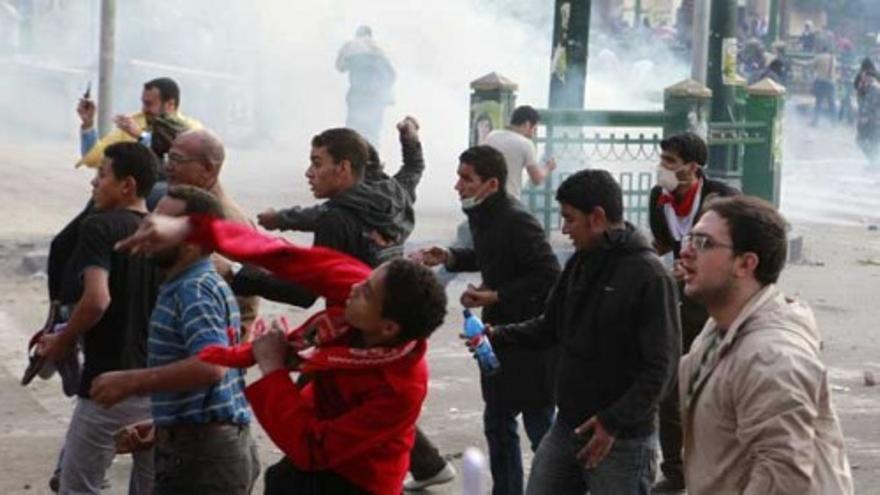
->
[484,399,554,495]
[526,419,657,495]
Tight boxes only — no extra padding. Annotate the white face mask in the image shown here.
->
[460,195,485,210]
[459,180,494,210]
[656,166,681,192]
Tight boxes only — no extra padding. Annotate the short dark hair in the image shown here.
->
[144,77,181,108]
[555,169,623,223]
[164,185,225,219]
[703,196,787,285]
[660,132,708,167]
[510,105,540,126]
[458,145,508,192]
[311,128,369,178]
[103,142,158,198]
[381,259,447,341]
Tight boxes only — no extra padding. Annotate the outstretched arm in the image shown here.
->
[117,214,371,306]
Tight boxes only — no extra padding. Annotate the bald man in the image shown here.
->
[165,130,261,328]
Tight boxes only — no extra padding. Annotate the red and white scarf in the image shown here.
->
[201,308,423,372]
[658,179,703,241]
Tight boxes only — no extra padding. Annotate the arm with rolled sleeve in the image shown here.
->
[596,272,681,434]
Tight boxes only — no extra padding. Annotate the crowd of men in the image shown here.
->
[25,73,856,495]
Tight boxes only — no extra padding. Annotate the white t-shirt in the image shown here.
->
[484,129,538,198]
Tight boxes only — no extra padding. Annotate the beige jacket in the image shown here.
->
[680,285,853,495]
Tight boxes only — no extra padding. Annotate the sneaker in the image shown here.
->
[652,476,686,494]
[404,463,456,491]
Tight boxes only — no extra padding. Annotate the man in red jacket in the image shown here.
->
[117,213,447,494]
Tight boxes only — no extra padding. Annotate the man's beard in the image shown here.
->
[686,269,737,307]
[150,246,181,270]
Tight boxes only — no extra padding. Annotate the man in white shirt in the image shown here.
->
[484,106,556,198]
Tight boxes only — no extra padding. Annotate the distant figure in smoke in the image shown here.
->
[855,58,880,166]
[800,20,817,53]
[337,25,396,148]
[811,44,837,127]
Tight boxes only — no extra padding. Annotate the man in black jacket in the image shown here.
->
[415,146,560,495]
[489,169,681,495]
[649,133,738,494]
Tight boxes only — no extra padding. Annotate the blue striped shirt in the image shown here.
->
[147,258,250,426]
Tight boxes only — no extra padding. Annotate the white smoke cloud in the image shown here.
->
[1,0,691,224]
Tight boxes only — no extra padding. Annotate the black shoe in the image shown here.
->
[652,476,685,494]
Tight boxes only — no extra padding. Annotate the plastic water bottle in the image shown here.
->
[463,309,501,375]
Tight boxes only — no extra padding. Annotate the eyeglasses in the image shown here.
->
[167,152,204,165]
[682,233,735,252]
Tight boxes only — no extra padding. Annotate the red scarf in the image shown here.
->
[658,180,701,217]
[201,308,424,372]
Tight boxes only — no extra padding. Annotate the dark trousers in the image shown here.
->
[658,293,708,483]
[813,80,837,125]
[409,426,448,481]
[483,395,554,495]
[264,457,368,495]
[153,424,260,495]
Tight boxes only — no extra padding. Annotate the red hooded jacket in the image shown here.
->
[187,216,428,494]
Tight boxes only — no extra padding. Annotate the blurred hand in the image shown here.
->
[672,260,686,282]
[114,114,143,139]
[77,98,96,129]
[545,156,557,172]
[460,284,498,309]
[397,116,420,141]
[574,416,616,469]
[257,209,280,231]
[408,246,449,267]
[37,332,73,362]
[252,328,289,376]
[91,370,139,408]
[115,214,191,255]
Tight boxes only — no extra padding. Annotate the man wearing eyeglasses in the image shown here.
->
[678,196,853,494]
[164,129,265,328]
[648,132,738,494]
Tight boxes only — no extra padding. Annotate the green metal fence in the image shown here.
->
[523,109,773,233]
[706,120,770,183]
[522,109,665,232]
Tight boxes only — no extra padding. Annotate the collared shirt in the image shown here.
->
[148,258,250,426]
